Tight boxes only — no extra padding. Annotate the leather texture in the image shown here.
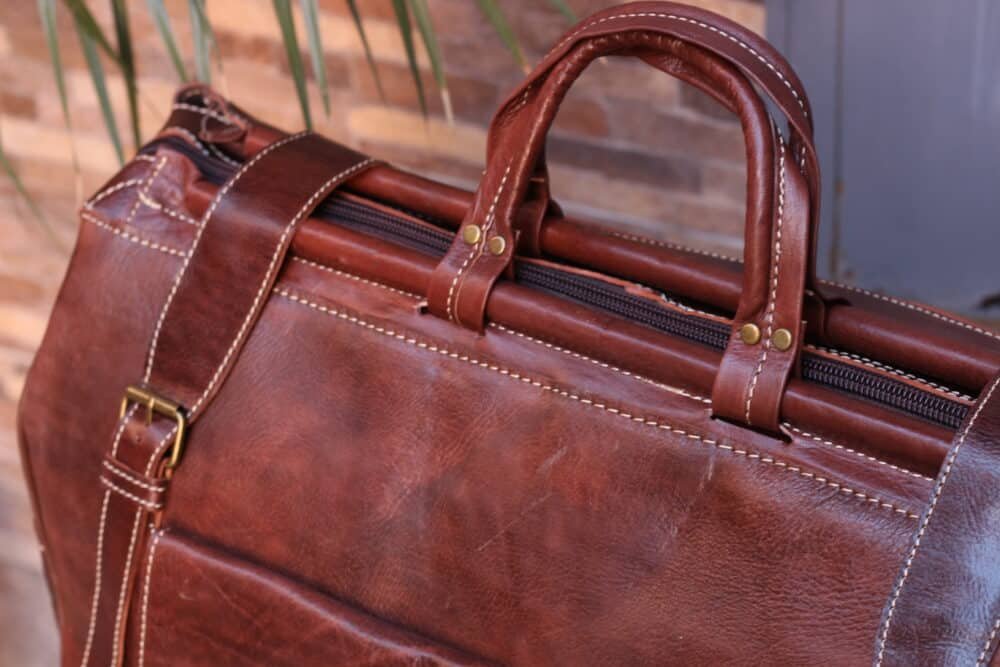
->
[873,374,1000,666]
[15,3,1000,666]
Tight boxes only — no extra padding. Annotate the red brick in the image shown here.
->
[612,103,746,163]
[547,135,701,194]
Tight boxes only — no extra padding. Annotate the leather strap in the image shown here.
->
[874,373,1000,667]
[79,133,375,666]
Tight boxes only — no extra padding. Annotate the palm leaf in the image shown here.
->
[390,0,426,117]
[0,124,61,246]
[74,16,124,164]
[38,0,82,201]
[111,0,141,150]
[62,0,119,63]
[407,0,451,122]
[147,0,190,82]
[473,0,528,72]
[188,0,215,83]
[547,0,576,22]
[299,0,329,117]
[272,0,312,129]
[346,0,384,100]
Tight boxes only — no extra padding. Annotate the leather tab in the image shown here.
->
[873,373,1000,667]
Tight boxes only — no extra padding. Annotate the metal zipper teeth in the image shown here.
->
[141,137,969,429]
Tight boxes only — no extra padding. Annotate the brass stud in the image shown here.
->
[740,323,761,345]
[487,236,507,256]
[773,328,794,351]
[462,224,482,245]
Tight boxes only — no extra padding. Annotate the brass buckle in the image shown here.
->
[119,385,187,469]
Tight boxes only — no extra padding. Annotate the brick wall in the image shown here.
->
[0,0,762,661]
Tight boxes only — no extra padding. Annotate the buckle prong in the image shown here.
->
[119,385,188,469]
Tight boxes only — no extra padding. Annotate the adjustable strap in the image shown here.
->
[874,372,1000,667]
[79,132,375,666]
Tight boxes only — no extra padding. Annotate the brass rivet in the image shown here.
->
[773,328,794,351]
[462,225,482,245]
[487,236,507,256]
[740,323,761,345]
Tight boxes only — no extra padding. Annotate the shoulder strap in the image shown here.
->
[77,133,375,667]
[874,372,1000,667]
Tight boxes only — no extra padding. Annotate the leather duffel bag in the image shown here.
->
[17,2,1000,665]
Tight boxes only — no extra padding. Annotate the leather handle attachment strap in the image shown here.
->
[78,133,375,667]
[427,1,815,432]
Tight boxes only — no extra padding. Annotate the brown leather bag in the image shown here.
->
[17,2,1000,665]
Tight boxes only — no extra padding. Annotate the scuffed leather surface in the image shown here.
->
[134,531,495,666]
[874,374,1000,666]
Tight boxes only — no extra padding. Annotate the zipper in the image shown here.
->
[142,135,970,430]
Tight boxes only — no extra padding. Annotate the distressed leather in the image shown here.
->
[16,3,1000,666]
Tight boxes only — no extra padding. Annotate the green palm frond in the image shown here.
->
[74,14,124,164]
[346,0,384,101]
[391,0,427,117]
[300,0,330,117]
[474,0,528,73]
[407,0,451,122]
[147,0,190,82]
[111,0,141,150]
[273,0,312,130]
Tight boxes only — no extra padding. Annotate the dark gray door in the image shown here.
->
[767,0,1000,317]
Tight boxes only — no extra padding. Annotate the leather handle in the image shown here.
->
[427,2,816,432]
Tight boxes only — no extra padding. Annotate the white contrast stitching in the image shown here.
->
[745,136,786,424]
[874,374,1000,665]
[81,211,188,258]
[827,280,1000,343]
[782,423,934,483]
[809,345,973,401]
[489,322,712,405]
[976,618,1000,666]
[99,477,163,511]
[109,509,144,667]
[137,528,163,667]
[142,132,311,385]
[101,461,166,492]
[171,102,234,125]
[78,405,137,667]
[137,191,199,227]
[85,178,145,207]
[545,12,807,116]
[186,158,375,418]
[447,165,511,323]
[134,154,158,163]
[608,231,740,262]
[274,286,917,521]
[123,156,168,228]
[290,257,421,299]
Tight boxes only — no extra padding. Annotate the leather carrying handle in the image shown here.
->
[427,3,817,432]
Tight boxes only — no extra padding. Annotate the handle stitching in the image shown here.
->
[744,134,786,425]
[977,618,1000,666]
[543,12,807,117]
[874,374,1000,666]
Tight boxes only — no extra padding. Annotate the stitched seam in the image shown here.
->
[99,477,163,510]
[809,345,973,401]
[977,618,1000,666]
[608,230,740,263]
[544,12,807,116]
[275,286,917,521]
[109,509,144,667]
[782,423,934,483]
[171,102,234,125]
[826,280,1000,343]
[101,461,166,492]
[447,165,511,323]
[874,374,1000,665]
[108,428,176,667]
[85,178,146,207]
[162,126,214,160]
[123,156,168,228]
[187,158,375,418]
[81,211,188,258]
[78,405,137,667]
[134,154,158,163]
[137,528,163,667]
[142,131,310,384]
[291,257,421,299]
[745,135,786,424]
[137,191,199,226]
[489,322,712,405]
